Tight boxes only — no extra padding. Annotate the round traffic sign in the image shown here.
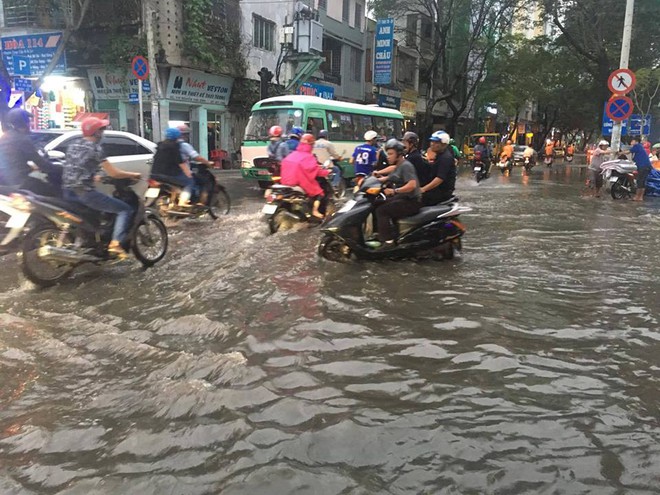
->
[605,95,634,122]
[607,68,636,95]
[131,55,150,81]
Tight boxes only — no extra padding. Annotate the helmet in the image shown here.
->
[300,133,316,146]
[177,124,191,134]
[364,130,378,141]
[82,116,110,137]
[402,131,419,144]
[318,129,329,139]
[269,125,283,138]
[652,143,660,150]
[384,139,405,154]
[449,138,456,145]
[165,127,182,140]
[6,108,32,130]
[598,140,609,146]
[478,136,487,144]
[429,131,450,144]
[289,126,304,137]
[506,139,512,144]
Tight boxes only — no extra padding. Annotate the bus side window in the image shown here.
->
[306,117,325,137]
[354,114,375,140]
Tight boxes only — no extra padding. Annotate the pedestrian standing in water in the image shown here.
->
[587,140,611,197]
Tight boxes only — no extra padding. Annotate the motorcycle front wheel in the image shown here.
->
[21,223,74,287]
[269,207,303,234]
[318,234,351,262]
[611,178,631,200]
[133,215,168,267]
[208,186,231,219]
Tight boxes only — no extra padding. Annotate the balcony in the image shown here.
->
[4,4,37,27]
[3,1,65,28]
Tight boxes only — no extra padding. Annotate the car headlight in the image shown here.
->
[241,160,253,169]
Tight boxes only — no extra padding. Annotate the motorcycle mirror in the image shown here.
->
[47,150,66,160]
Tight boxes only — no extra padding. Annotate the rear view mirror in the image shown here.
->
[48,150,66,160]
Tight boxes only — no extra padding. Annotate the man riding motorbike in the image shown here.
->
[314,129,343,190]
[151,127,195,207]
[178,124,215,205]
[285,126,304,153]
[62,117,141,259]
[421,131,456,206]
[351,130,379,189]
[400,131,429,186]
[473,136,492,176]
[267,125,290,162]
[280,133,330,219]
[0,108,62,196]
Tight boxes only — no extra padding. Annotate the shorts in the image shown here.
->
[637,167,651,189]
[588,169,603,189]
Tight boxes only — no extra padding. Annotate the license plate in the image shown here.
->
[6,212,30,229]
[474,167,482,172]
[145,187,160,198]
[262,204,278,215]
[338,200,356,213]
[610,176,618,183]
[257,170,270,176]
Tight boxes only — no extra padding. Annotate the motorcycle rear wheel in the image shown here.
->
[269,208,302,234]
[611,179,631,200]
[21,223,74,287]
[318,234,351,262]
[133,215,168,267]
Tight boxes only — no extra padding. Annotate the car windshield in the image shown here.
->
[244,109,304,141]
[31,131,66,149]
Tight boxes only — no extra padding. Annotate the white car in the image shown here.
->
[38,130,156,197]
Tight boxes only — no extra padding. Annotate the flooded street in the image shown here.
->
[1,166,659,494]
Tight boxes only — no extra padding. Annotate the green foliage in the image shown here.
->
[101,33,147,66]
[182,0,247,77]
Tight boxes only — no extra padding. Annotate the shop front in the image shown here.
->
[23,76,89,130]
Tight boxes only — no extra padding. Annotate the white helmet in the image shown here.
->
[598,140,609,146]
[429,131,450,144]
[364,130,378,141]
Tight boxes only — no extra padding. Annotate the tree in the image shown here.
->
[631,68,660,138]
[369,0,522,140]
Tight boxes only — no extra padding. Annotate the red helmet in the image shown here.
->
[82,117,110,137]
[479,137,487,144]
[300,133,316,146]
[269,125,283,138]
[178,124,191,134]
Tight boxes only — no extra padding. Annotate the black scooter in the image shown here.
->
[318,177,471,262]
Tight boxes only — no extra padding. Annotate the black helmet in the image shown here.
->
[384,139,405,154]
[318,129,328,139]
[6,108,32,130]
[402,131,419,144]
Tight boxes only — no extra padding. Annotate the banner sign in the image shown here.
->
[1,32,66,76]
[166,68,233,106]
[298,82,334,100]
[377,94,400,110]
[374,18,394,85]
[628,114,652,136]
[87,68,151,100]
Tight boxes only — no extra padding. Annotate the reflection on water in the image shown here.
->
[0,168,659,494]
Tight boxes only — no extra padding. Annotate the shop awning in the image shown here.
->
[72,112,109,122]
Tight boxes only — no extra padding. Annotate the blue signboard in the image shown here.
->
[298,82,334,100]
[377,94,400,110]
[374,18,394,86]
[1,32,66,76]
[628,114,652,136]
[128,93,139,104]
[13,78,33,92]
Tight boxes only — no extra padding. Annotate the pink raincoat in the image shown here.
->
[280,142,329,197]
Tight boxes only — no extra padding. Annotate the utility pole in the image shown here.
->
[144,0,163,142]
[610,0,635,152]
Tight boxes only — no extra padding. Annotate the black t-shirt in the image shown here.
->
[374,148,389,171]
[405,149,430,186]
[152,140,184,176]
[423,148,456,205]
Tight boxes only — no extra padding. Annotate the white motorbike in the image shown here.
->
[601,159,638,200]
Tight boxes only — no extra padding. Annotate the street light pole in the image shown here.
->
[610,0,635,152]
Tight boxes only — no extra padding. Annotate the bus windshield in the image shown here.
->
[244,108,304,141]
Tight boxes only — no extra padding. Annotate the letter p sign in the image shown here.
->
[13,56,31,76]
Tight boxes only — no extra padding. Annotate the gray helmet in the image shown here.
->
[402,131,419,144]
[384,139,405,154]
[318,129,328,139]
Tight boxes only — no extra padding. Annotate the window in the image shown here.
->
[54,137,84,154]
[321,36,343,85]
[327,111,356,141]
[350,47,362,82]
[355,3,363,30]
[253,15,275,51]
[353,114,374,138]
[306,117,325,135]
[102,136,141,156]
[406,14,417,47]
[374,117,403,139]
[365,47,372,83]
[244,108,304,140]
[342,0,350,22]
[318,0,327,9]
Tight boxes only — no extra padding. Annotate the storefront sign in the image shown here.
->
[400,100,417,118]
[87,68,151,100]
[374,18,394,85]
[298,82,334,100]
[166,68,233,106]
[1,32,66,76]
[377,94,400,110]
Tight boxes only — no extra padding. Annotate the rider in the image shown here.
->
[151,127,195,206]
[178,124,215,205]
[0,108,62,196]
[280,133,330,219]
[371,139,421,249]
[473,136,492,175]
[314,129,343,190]
[420,131,456,206]
[267,125,290,162]
[544,139,554,162]
[350,130,379,188]
[400,131,429,186]
[285,126,304,153]
[523,144,536,164]
[449,138,462,166]
[62,117,141,259]
[502,139,514,163]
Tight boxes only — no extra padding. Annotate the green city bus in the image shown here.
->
[241,95,404,187]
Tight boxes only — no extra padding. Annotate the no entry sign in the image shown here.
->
[605,95,634,122]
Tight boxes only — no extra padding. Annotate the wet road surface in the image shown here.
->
[1,166,659,494]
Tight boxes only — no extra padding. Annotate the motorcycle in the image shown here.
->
[146,167,231,220]
[14,177,168,287]
[565,153,574,163]
[544,155,553,167]
[601,159,638,200]
[318,177,471,262]
[263,177,336,234]
[473,159,488,183]
[496,157,513,175]
[324,159,346,199]
[522,156,535,173]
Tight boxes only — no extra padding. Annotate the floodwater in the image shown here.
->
[1,166,659,494]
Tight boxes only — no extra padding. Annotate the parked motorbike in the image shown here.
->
[15,177,168,287]
[601,159,638,200]
[318,177,471,262]
[263,178,336,234]
[146,168,231,220]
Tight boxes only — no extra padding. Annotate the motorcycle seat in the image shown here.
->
[272,184,306,195]
[150,174,189,188]
[399,205,454,229]
[29,195,100,223]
